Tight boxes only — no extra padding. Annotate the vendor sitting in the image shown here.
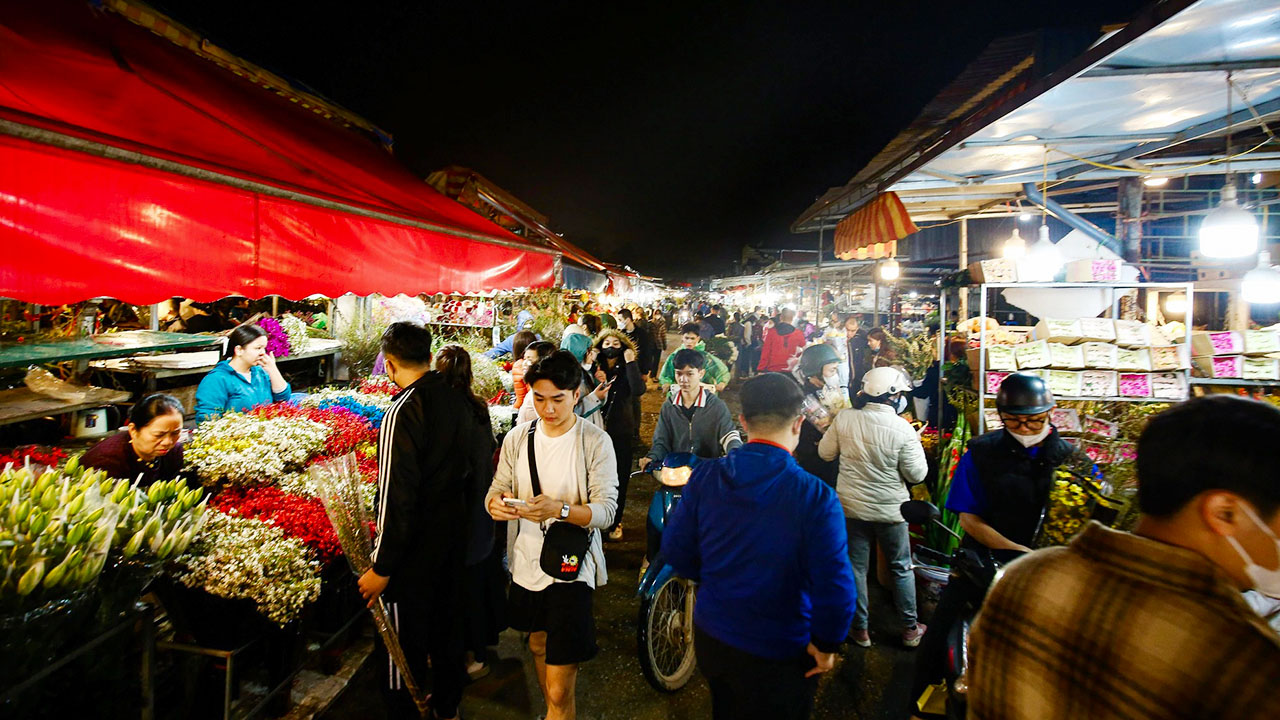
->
[194,324,291,422]
[81,393,187,487]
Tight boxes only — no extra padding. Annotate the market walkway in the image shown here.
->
[324,336,916,720]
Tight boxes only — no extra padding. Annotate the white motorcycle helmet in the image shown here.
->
[861,366,912,396]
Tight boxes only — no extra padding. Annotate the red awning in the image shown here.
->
[832,192,919,260]
[0,1,554,304]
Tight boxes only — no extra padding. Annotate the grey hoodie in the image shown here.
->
[646,387,742,463]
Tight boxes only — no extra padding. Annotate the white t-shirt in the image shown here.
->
[512,421,596,591]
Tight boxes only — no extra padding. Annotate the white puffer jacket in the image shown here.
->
[818,402,928,523]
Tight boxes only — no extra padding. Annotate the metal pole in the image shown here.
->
[816,225,824,322]
[873,263,881,327]
[959,218,969,320]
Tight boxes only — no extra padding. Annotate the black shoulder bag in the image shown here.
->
[527,422,591,581]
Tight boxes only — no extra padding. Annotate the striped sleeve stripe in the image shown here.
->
[720,430,741,453]
[372,387,413,562]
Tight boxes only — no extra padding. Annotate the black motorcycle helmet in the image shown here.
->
[996,373,1055,415]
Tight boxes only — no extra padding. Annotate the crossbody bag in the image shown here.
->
[526,421,591,581]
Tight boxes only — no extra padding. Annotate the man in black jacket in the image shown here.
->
[358,322,473,720]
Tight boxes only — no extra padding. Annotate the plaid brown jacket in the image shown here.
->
[969,522,1280,719]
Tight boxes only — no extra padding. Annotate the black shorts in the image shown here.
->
[507,581,598,665]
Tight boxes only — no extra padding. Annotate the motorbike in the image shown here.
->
[635,452,700,692]
[902,499,1024,720]
[903,469,1117,718]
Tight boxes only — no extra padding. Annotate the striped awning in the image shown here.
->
[833,191,919,260]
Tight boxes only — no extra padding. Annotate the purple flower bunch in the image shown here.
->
[257,317,291,357]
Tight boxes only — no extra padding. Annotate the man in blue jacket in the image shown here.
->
[662,372,857,720]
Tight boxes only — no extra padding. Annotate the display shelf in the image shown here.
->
[0,331,217,369]
[1189,377,1280,387]
[975,281,1194,431]
[91,339,341,389]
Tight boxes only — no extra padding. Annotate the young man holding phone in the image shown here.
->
[486,351,619,720]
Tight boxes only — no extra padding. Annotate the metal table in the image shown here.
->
[0,331,219,370]
[91,339,343,390]
[0,386,129,427]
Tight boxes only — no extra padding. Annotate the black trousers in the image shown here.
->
[608,431,633,531]
[695,626,818,720]
[910,574,983,716]
[380,574,466,719]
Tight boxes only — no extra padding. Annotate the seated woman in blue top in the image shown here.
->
[194,324,291,422]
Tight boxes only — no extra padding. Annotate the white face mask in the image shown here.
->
[1008,425,1052,448]
[1224,502,1280,599]
[893,395,908,414]
[823,372,841,390]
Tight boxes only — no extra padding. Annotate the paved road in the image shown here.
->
[326,339,917,719]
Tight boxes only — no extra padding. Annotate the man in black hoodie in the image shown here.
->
[358,321,474,720]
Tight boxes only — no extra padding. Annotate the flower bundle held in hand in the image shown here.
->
[171,510,321,625]
[256,317,291,358]
[212,487,341,564]
[184,412,331,488]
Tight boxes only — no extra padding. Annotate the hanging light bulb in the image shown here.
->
[1163,292,1189,315]
[1143,176,1169,187]
[1023,224,1064,281]
[879,258,901,282]
[1242,252,1280,304]
[1003,227,1026,259]
[1199,184,1260,258]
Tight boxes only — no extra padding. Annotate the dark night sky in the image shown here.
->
[151,0,1146,280]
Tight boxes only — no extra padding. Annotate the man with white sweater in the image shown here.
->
[819,367,928,648]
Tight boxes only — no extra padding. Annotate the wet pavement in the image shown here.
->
[324,339,917,719]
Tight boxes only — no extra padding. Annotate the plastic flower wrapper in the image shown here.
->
[0,463,121,612]
[256,317,291,358]
[171,510,321,625]
[309,453,427,716]
[185,412,330,487]
[278,315,310,356]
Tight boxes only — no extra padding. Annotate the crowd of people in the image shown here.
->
[81,295,1279,720]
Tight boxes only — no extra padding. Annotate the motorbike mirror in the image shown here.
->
[900,500,941,525]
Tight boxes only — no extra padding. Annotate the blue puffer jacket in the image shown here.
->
[194,361,291,422]
[661,442,857,660]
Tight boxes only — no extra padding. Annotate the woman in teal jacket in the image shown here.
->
[194,324,292,422]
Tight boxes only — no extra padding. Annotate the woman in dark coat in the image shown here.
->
[587,328,645,541]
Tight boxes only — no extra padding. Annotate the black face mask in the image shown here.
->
[600,346,622,360]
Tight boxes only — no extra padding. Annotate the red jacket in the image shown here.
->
[757,323,805,372]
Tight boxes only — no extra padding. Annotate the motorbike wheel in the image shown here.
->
[636,575,697,692]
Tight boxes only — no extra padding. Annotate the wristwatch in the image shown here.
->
[559,503,571,519]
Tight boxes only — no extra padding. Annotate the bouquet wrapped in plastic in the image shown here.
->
[309,453,428,716]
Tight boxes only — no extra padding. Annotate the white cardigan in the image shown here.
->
[818,402,928,523]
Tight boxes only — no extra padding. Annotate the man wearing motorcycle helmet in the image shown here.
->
[910,372,1076,715]
[792,343,843,486]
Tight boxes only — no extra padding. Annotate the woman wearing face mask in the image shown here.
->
[818,367,928,648]
[81,393,190,487]
[792,344,843,486]
[588,329,645,541]
[193,324,291,423]
[912,372,1078,700]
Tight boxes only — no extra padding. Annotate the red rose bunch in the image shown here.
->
[359,376,401,397]
[0,445,67,469]
[212,486,343,564]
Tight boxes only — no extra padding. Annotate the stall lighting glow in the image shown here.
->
[1021,225,1064,281]
[879,259,900,282]
[1163,292,1188,316]
[1252,172,1264,185]
[1199,184,1259,258]
[1002,227,1026,260]
[1018,212,1034,222]
[1143,176,1169,187]
[1242,252,1280,304]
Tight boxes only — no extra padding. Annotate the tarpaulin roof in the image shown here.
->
[0,0,555,304]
